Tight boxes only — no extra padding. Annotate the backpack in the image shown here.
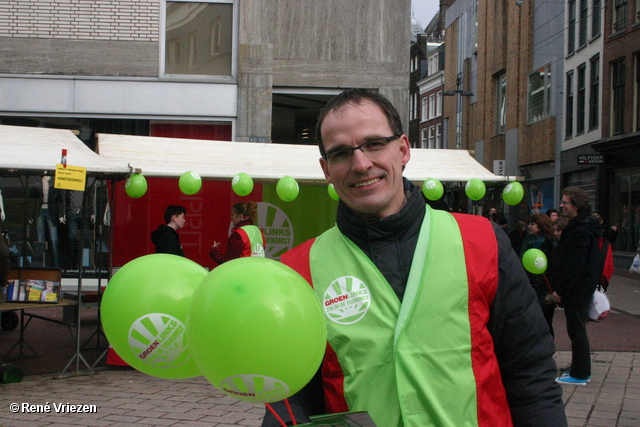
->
[598,237,614,291]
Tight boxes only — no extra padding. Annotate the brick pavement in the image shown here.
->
[0,351,639,426]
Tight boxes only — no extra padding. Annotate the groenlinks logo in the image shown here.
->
[220,374,290,403]
[252,243,265,257]
[257,202,294,260]
[128,313,190,369]
[323,276,370,324]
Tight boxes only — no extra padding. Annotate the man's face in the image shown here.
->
[560,195,578,219]
[549,212,558,222]
[173,213,186,230]
[319,100,410,219]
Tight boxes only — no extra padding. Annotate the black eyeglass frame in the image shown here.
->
[321,135,400,164]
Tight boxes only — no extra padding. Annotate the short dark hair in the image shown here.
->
[164,205,186,224]
[562,186,590,214]
[546,208,558,217]
[315,88,404,156]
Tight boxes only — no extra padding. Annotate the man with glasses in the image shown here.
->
[552,187,602,386]
[262,89,566,426]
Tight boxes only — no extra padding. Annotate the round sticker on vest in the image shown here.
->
[128,313,189,369]
[220,374,290,403]
[323,276,371,324]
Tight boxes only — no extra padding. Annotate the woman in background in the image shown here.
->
[209,201,266,264]
[520,213,556,336]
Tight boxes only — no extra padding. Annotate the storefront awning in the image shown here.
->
[97,133,518,183]
[0,125,131,177]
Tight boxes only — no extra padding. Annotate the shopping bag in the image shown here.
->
[588,286,610,322]
[630,254,640,274]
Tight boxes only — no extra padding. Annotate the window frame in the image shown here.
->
[527,64,553,123]
[160,0,237,81]
[567,0,576,56]
[589,54,600,131]
[612,58,626,135]
[496,71,507,134]
[566,70,574,138]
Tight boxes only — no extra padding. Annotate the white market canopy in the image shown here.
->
[97,133,518,184]
[0,125,131,177]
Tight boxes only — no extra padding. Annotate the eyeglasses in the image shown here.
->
[322,136,399,165]
[559,201,572,206]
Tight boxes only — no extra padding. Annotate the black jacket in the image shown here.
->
[262,179,566,427]
[553,209,601,306]
[151,225,184,257]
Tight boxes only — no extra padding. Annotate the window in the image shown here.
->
[435,123,443,149]
[428,126,435,149]
[428,54,439,75]
[421,128,428,148]
[589,55,600,130]
[429,93,436,119]
[577,64,586,134]
[410,92,418,120]
[566,71,574,138]
[528,64,552,123]
[636,53,640,131]
[591,0,601,39]
[164,1,234,77]
[612,58,626,134]
[421,96,428,122]
[613,0,627,32]
[568,0,576,55]
[579,0,588,47]
[496,72,507,134]
[435,90,442,117]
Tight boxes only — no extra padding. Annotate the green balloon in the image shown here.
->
[327,184,340,201]
[465,178,486,201]
[502,182,524,206]
[179,171,202,195]
[276,176,299,202]
[522,248,548,275]
[422,178,444,201]
[101,254,207,379]
[232,173,254,196]
[187,258,327,403]
[125,173,148,198]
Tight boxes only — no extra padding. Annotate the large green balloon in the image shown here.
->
[125,173,148,198]
[187,258,327,403]
[422,178,444,201]
[179,171,202,195]
[101,254,207,379]
[327,184,340,201]
[502,182,524,206]
[465,178,486,201]
[522,248,548,275]
[276,176,299,202]
[232,173,254,196]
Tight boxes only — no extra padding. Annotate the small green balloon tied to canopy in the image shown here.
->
[125,173,148,198]
[502,181,524,206]
[276,176,299,202]
[232,173,254,196]
[465,178,486,201]
[179,171,203,195]
[422,178,444,201]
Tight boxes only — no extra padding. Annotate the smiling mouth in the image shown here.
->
[352,178,381,188]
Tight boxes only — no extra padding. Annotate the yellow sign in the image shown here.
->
[54,164,87,191]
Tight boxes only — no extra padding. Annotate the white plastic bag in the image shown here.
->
[630,254,640,274]
[588,286,610,322]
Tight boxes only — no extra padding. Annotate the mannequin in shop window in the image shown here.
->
[60,189,95,270]
[33,175,63,268]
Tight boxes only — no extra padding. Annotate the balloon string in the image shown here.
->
[284,398,297,425]
[265,403,288,427]
[543,274,559,308]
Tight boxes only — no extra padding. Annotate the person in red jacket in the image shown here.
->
[209,201,265,264]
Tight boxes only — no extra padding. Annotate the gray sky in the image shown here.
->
[411,0,440,29]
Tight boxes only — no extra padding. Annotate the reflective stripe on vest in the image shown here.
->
[305,206,510,427]
[238,225,265,257]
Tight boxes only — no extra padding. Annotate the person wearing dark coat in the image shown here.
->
[261,88,566,427]
[520,214,556,337]
[151,205,186,257]
[552,187,602,386]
